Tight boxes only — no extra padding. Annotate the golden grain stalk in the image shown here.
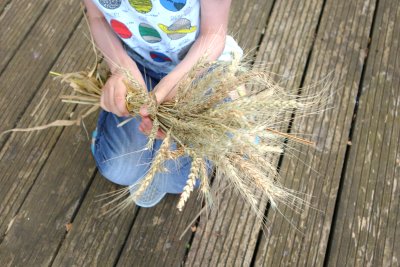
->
[52,55,329,221]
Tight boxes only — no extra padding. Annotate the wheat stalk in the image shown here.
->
[39,56,330,221]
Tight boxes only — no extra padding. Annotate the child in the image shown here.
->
[84,0,242,207]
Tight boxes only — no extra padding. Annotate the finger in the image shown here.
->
[139,122,150,135]
[114,86,129,117]
[139,105,149,117]
[138,124,145,133]
[106,84,115,113]
[100,90,110,112]
[141,117,153,132]
[155,129,166,139]
[109,86,125,117]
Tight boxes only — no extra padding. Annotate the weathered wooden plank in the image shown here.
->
[0,19,94,238]
[115,194,201,267]
[188,179,267,267]
[0,2,85,243]
[0,1,12,17]
[0,18,96,255]
[327,0,400,266]
[54,179,199,267]
[0,0,82,148]
[51,173,137,266]
[0,1,13,18]
[186,0,325,266]
[0,110,97,266]
[393,195,400,267]
[0,0,50,73]
[227,0,273,55]
[254,0,377,266]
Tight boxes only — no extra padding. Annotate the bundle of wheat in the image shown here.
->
[52,55,330,221]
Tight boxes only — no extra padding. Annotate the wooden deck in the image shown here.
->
[0,0,399,266]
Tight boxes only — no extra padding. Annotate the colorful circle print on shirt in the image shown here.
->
[160,0,187,12]
[98,0,122,9]
[129,0,152,13]
[139,23,162,43]
[110,19,132,39]
[158,18,197,40]
[150,52,172,62]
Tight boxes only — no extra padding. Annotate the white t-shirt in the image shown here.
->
[92,0,242,73]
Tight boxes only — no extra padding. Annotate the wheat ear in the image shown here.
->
[177,157,201,211]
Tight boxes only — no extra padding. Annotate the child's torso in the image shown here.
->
[93,0,200,73]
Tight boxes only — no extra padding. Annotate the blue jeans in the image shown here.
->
[91,64,193,194]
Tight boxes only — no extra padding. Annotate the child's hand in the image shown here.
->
[100,73,130,117]
[138,106,166,139]
[137,78,174,139]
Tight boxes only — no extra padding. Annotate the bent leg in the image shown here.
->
[92,111,152,186]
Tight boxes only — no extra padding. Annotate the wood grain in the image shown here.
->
[327,0,400,266]
[0,19,93,238]
[0,109,97,266]
[52,173,138,267]
[0,0,50,73]
[116,194,201,267]
[0,0,82,148]
[254,0,377,266]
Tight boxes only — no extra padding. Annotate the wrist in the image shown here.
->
[154,82,175,103]
[155,72,182,101]
[109,55,135,74]
[109,58,147,89]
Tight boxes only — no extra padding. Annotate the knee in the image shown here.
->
[96,160,126,186]
[95,156,147,186]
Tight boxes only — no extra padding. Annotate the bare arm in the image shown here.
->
[153,0,232,103]
[84,0,145,116]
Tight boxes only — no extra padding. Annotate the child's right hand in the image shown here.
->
[100,73,130,117]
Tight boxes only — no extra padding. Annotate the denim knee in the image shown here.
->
[94,152,149,186]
